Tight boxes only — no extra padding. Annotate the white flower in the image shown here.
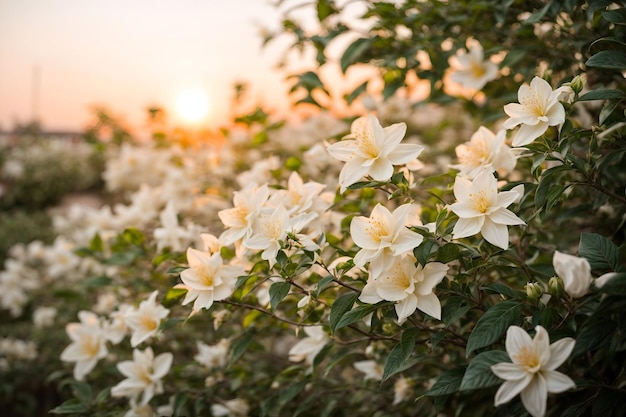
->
[153,201,194,252]
[491,325,576,417]
[288,326,329,365]
[268,171,326,215]
[178,248,243,312]
[359,256,448,323]
[326,115,424,192]
[33,306,57,327]
[211,398,250,417]
[194,339,230,369]
[351,203,424,279]
[449,43,499,90]
[449,169,526,249]
[552,251,592,298]
[393,376,413,405]
[124,291,170,347]
[503,76,566,147]
[452,126,518,179]
[354,360,383,381]
[60,311,108,381]
[111,347,173,405]
[218,183,270,247]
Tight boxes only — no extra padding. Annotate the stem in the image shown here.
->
[219,299,314,327]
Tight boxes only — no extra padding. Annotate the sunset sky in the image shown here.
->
[0,0,320,132]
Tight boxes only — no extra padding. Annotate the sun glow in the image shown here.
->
[176,89,211,123]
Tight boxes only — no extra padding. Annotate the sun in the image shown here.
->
[176,89,211,123]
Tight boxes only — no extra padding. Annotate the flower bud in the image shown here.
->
[548,276,564,296]
[553,250,592,298]
[569,74,585,94]
[525,282,543,300]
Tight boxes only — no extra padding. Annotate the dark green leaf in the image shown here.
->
[340,38,372,73]
[579,232,620,272]
[329,292,359,333]
[436,243,460,263]
[89,233,103,252]
[269,281,291,312]
[602,9,626,25]
[228,329,256,366]
[586,50,626,70]
[442,296,473,327]
[484,283,525,300]
[596,273,626,294]
[460,350,510,391]
[335,302,385,332]
[81,275,112,287]
[466,300,523,356]
[578,89,626,101]
[316,0,336,22]
[599,99,623,125]
[382,328,419,381]
[414,239,438,266]
[523,1,553,24]
[572,317,617,357]
[315,274,335,297]
[49,399,88,414]
[426,366,467,396]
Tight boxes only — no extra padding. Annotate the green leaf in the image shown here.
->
[459,350,510,391]
[414,239,438,266]
[579,232,620,272]
[329,292,359,333]
[596,273,626,294]
[340,38,372,73]
[435,243,460,263]
[269,281,291,312]
[334,302,385,332]
[316,0,336,22]
[484,283,525,300]
[602,8,626,25]
[81,275,112,287]
[599,99,623,125]
[466,300,523,357]
[523,1,553,25]
[572,317,617,357]
[426,366,467,396]
[344,81,369,105]
[162,287,187,307]
[315,274,335,297]
[89,233,103,252]
[49,399,88,414]
[586,50,626,70]
[71,381,93,404]
[442,296,472,327]
[228,329,256,366]
[382,328,419,381]
[578,89,626,101]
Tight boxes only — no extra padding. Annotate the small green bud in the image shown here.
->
[285,156,302,171]
[525,282,543,300]
[569,74,585,95]
[548,276,564,296]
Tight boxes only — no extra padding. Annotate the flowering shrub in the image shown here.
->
[1,1,626,417]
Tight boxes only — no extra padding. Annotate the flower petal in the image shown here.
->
[545,337,575,370]
[489,207,525,226]
[512,122,548,147]
[415,292,441,320]
[506,326,533,360]
[453,217,484,239]
[494,375,532,406]
[394,295,418,324]
[491,362,527,381]
[368,157,394,181]
[387,143,424,165]
[544,370,576,393]
[481,217,510,249]
[520,374,547,417]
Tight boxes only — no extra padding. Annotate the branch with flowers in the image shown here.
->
[1,1,625,417]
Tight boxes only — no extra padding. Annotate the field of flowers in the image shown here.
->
[1,1,625,416]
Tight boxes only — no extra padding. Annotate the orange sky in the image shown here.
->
[0,0,314,132]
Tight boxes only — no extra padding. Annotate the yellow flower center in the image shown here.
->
[470,190,491,214]
[83,335,101,358]
[458,141,489,167]
[355,132,380,159]
[141,316,158,332]
[197,266,215,287]
[383,263,412,291]
[471,62,487,79]
[515,346,541,373]
[521,92,548,121]
[366,218,388,243]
